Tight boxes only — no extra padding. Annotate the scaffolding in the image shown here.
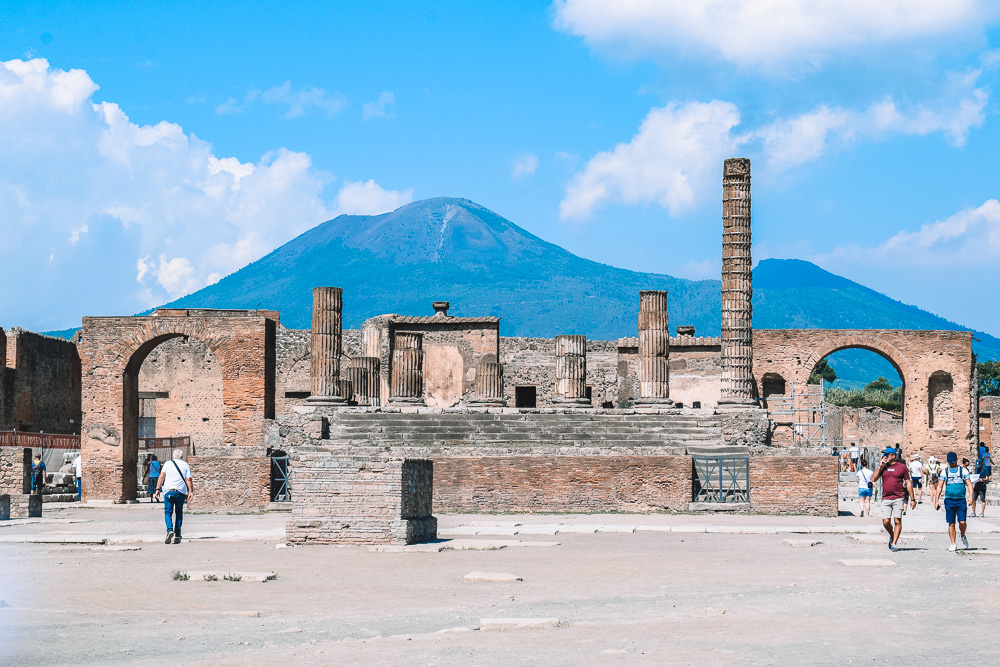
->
[766,379,826,447]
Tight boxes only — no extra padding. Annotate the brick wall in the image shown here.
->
[0,328,81,433]
[749,456,839,516]
[0,447,29,495]
[286,452,436,545]
[434,456,693,512]
[186,455,270,509]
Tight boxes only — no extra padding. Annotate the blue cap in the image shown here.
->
[882,448,896,455]
[947,452,958,463]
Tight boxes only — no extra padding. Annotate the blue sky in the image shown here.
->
[3,1,1000,336]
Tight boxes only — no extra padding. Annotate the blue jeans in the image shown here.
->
[77,477,82,501]
[163,490,186,535]
[147,476,159,499]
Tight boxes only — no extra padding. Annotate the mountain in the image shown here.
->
[51,198,1000,382]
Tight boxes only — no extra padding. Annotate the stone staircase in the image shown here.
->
[321,410,726,454]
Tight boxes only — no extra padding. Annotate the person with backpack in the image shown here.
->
[145,454,161,503]
[971,443,991,518]
[935,451,974,551]
[30,453,46,495]
[154,449,194,545]
[856,458,874,518]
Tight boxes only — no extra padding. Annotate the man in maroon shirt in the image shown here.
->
[872,446,915,552]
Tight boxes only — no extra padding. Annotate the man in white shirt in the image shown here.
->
[73,453,82,501]
[154,449,194,545]
[908,454,924,504]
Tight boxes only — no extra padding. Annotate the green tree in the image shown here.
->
[980,361,1000,396]
[865,377,894,392]
[809,358,837,385]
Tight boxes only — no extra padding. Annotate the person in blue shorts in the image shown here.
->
[856,458,874,518]
[935,451,974,551]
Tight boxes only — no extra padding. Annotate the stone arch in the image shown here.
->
[79,312,277,502]
[795,334,911,392]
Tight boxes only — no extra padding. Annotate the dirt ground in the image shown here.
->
[2,502,1000,666]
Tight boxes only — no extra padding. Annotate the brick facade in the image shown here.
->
[749,456,839,516]
[1,328,81,434]
[286,452,436,545]
[186,456,270,509]
[0,447,29,495]
[79,310,277,503]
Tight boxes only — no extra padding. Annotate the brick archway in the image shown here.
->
[79,311,277,502]
[754,329,976,460]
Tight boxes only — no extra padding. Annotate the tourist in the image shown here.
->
[871,446,914,552]
[856,457,874,518]
[908,454,924,504]
[154,449,194,545]
[971,444,991,517]
[935,452,973,551]
[30,453,46,495]
[926,456,942,508]
[849,444,860,472]
[146,454,161,503]
[73,452,82,501]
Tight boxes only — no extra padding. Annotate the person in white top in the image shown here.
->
[908,454,924,504]
[856,459,874,518]
[154,449,194,545]
[73,453,82,501]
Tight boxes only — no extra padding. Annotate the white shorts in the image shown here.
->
[881,498,904,519]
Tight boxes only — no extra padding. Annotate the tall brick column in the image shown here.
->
[308,287,346,405]
[553,335,590,407]
[470,359,505,407]
[390,332,424,405]
[635,290,673,406]
[720,158,756,405]
[345,357,381,406]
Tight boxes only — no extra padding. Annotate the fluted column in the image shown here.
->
[390,332,424,405]
[636,290,673,406]
[308,287,346,405]
[345,357,381,406]
[470,360,505,407]
[553,335,590,407]
[720,158,756,405]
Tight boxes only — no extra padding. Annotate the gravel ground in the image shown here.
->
[2,502,999,665]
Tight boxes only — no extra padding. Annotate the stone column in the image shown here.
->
[345,357,381,406]
[720,158,756,405]
[470,359,505,407]
[308,287,346,405]
[635,290,673,406]
[390,332,424,405]
[553,335,590,407]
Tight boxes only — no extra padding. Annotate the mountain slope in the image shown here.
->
[145,198,998,366]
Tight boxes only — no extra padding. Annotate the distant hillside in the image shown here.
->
[47,198,1000,387]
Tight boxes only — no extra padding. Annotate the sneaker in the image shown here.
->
[962,536,969,549]
[165,531,174,544]
[860,511,864,517]
[173,536,181,544]
[980,513,986,518]
[948,544,957,552]
[889,544,900,552]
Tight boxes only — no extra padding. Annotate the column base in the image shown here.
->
[306,395,347,406]
[551,398,592,408]
[633,398,675,406]
[388,397,425,406]
[717,398,760,410]
[469,398,506,408]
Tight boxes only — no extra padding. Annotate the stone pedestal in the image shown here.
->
[470,360,505,407]
[635,290,674,407]
[553,335,590,407]
[345,357,381,406]
[720,158,757,406]
[7,493,42,519]
[390,332,425,405]
[308,287,346,405]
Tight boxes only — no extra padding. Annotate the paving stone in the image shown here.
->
[597,525,638,533]
[706,526,742,534]
[479,617,559,630]
[515,525,561,535]
[438,526,482,536]
[463,572,524,582]
[670,526,707,533]
[783,539,823,547]
[739,526,777,534]
[634,525,673,532]
[839,559,897,567]
[772,527,813,534]
[181,571,277,582]
[558,524,603,533]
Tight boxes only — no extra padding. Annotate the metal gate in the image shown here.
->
[270,456,291,502]
[693,456,750,503]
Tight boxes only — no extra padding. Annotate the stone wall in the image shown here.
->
[825,405,903,452]
[500,338,619,408]
[285,452,436,544]
[434,456,693,512]
[0,447,29,495]
[616,335,722,408]
[186,455,270,509]
[749,456,839,516]
[1,328,81,434]
[274,327,362,416]
[979,396,999,452]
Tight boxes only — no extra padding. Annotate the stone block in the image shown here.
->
[0,495,9,520]
[9,494,42,518]
[480,618,559,631]
[463,572,523,582]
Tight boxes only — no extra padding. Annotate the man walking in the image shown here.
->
[73,452,82,501]
[908,454,924,504]
[971,443,991,518]
[154,449,194,545]
[935,452,973,551]
[871,446,915,552]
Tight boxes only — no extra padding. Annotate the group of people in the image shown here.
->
[855,442,992,551]
[30,451,83,501]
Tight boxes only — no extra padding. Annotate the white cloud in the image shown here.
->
[335,180,414,216]
[362,91,395,121]
[216,81,347,118]
[511,153,539,179]
[553,0,998,70]
[0,58,412,328]
[560,100,741,220]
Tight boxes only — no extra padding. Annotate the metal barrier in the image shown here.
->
[693,456,750,503]
[270,457,291,502]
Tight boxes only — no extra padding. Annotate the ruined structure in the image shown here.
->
[635,291,672,406]
[720,158,755,405]
[308,287,346,405]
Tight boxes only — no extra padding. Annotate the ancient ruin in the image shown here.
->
[0,158,989,544]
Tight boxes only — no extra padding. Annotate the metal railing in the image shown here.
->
[270,456,291,502]
[765,379,826,447]
[693,456,750,503]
